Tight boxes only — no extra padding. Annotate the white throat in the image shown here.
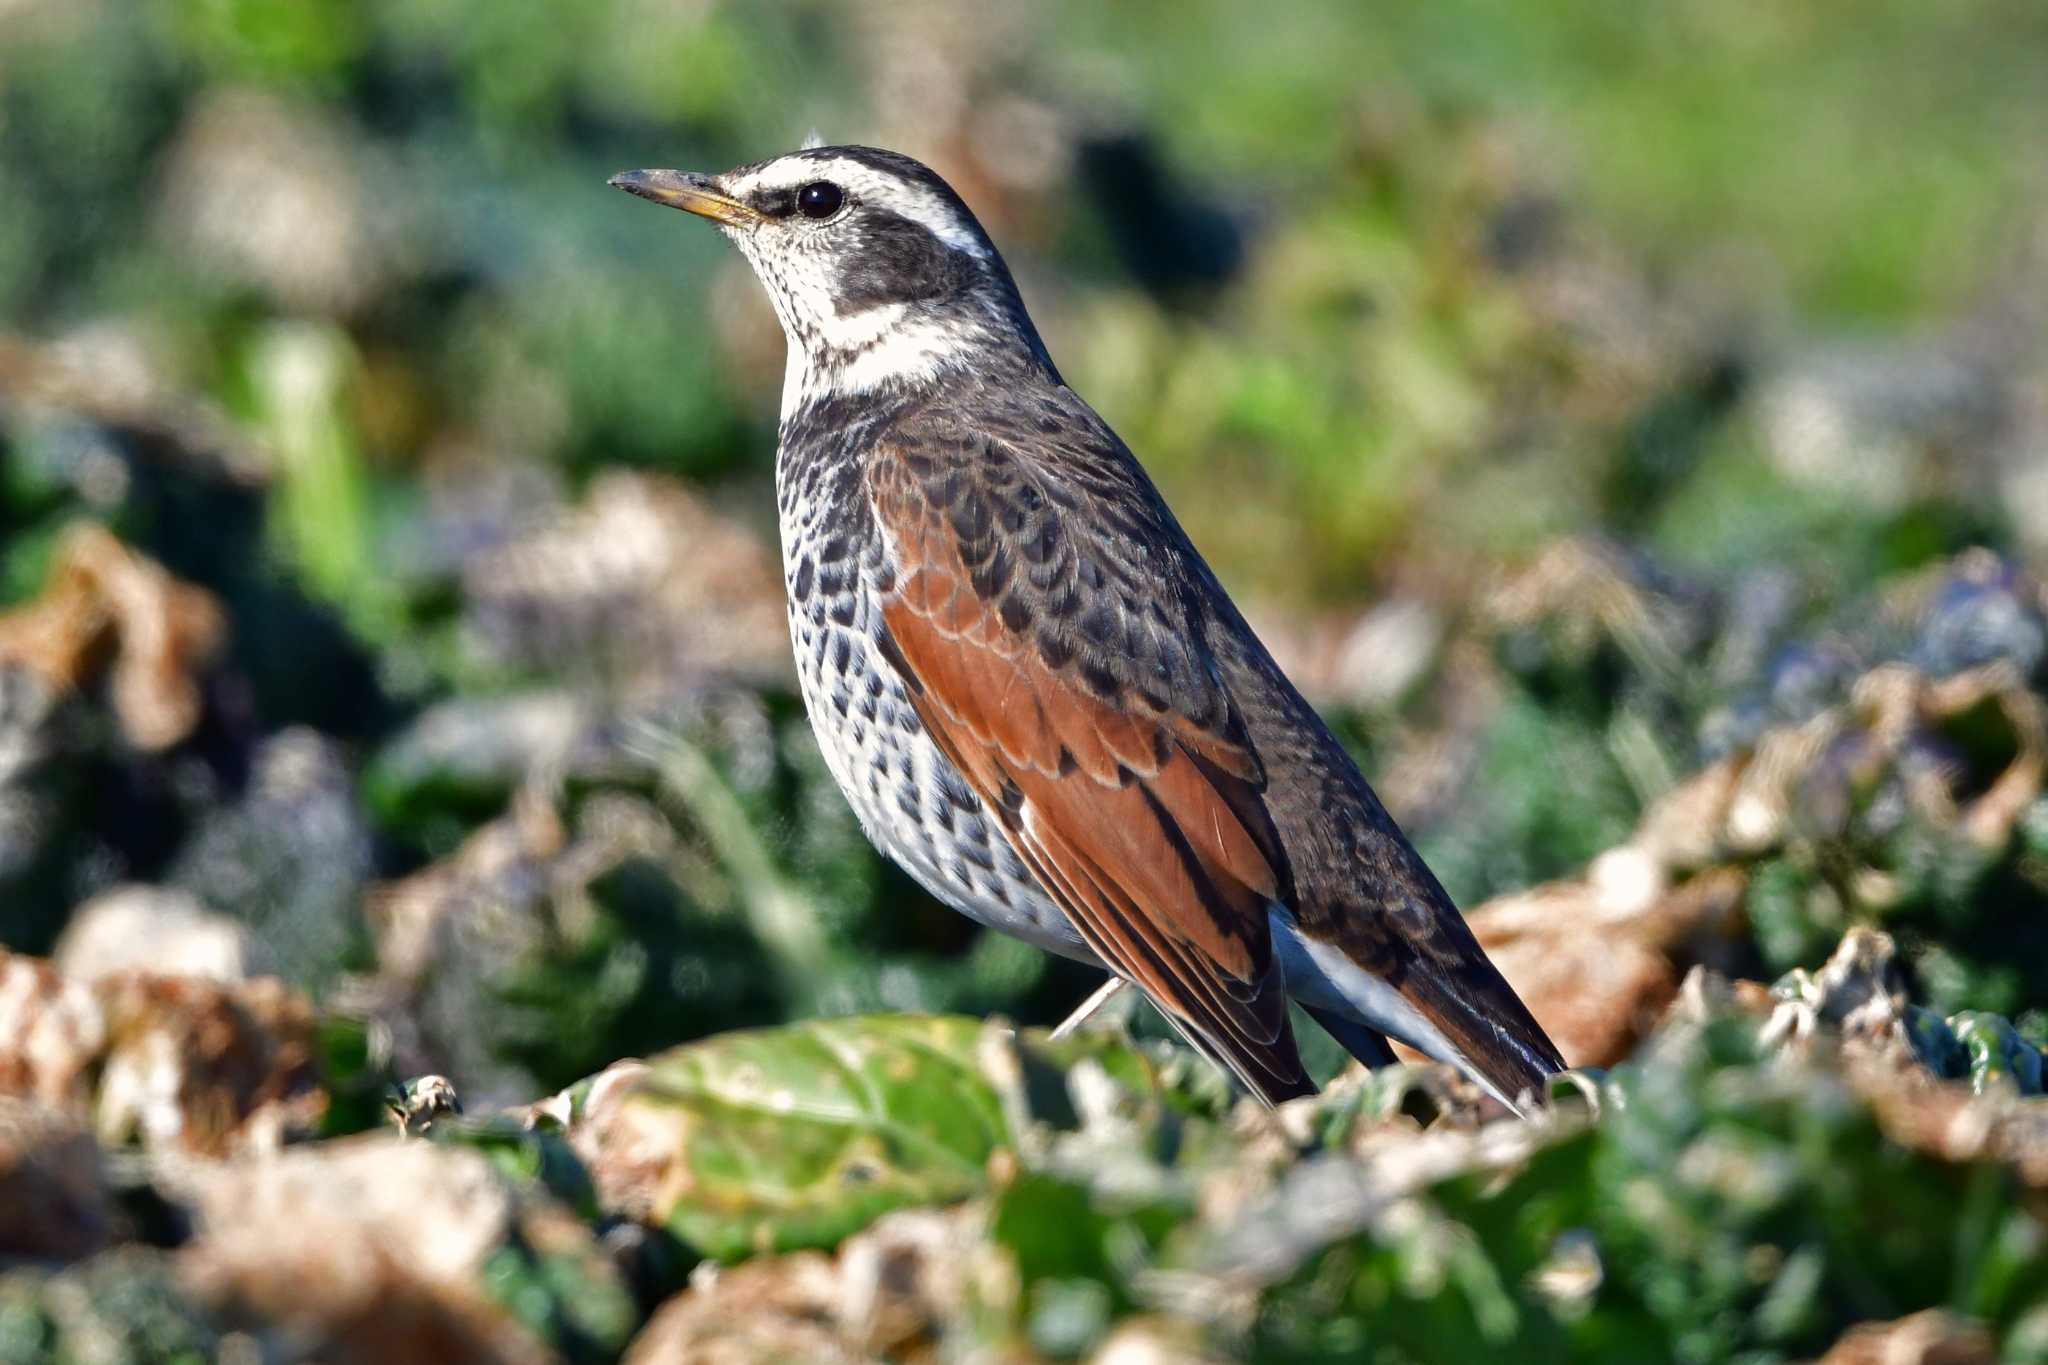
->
[778,306,973,419]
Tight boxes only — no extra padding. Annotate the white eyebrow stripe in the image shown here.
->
[724,155,992,260]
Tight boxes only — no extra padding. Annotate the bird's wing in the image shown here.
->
[1306,885,1566,1108]
[864,417,1313,1104]
[1343,888,1564,1096]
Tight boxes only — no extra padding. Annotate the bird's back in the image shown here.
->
[1193,551,1569,1098]
[792,373,1562,1105]
[961,376,1566,1100]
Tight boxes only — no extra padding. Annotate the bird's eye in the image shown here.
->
[796,181,843,219]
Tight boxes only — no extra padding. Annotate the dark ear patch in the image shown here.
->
[751,186,798,218]
[833,207,978,312]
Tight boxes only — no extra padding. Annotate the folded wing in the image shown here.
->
[866,426,1314,1104]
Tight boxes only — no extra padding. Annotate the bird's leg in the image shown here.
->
[1050,976,1127,1040]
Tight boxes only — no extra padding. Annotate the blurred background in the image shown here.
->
[4,0,2048,1111]
[8,5,2048,1360]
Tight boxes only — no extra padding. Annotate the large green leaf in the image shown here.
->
[562,1014,1156,1262]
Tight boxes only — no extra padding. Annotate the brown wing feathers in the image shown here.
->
[869,441,1315,1104]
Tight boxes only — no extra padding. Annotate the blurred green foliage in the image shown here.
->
[0,1250,221,1365]
[552,1008,2046,1362]
[3,1,2047,1360]
[4,0,2046,611]
[1275,1017,2047,1363]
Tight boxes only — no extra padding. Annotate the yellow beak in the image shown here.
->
[607,169,760,228]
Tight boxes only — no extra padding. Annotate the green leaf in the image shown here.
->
[572,1014,1145,1261]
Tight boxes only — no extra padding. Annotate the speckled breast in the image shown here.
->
[774,441,1092,964]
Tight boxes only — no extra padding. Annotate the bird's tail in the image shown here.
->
[1272,909,1564,1113]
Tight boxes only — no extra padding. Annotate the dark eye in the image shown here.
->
[796,181,843,219]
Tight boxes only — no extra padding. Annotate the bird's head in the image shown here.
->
[611,145,1054,406]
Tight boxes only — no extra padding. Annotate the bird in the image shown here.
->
[610,146,1566,1111]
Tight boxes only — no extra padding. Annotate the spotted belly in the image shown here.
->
[780,523,1092,963]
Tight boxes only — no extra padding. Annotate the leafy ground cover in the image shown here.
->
[2,1,2046,1360]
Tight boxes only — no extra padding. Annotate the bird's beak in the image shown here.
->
[607,169,760,228]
